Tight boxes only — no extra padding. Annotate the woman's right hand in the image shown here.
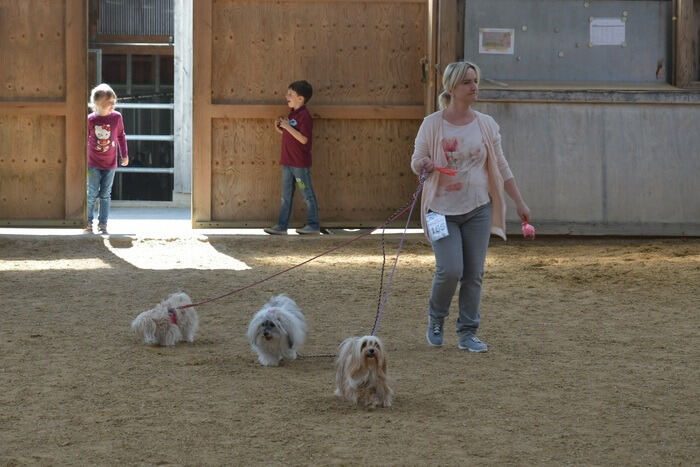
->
[421,158,434,173]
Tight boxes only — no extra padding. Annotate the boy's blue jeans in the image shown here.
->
[276,165,319,230]
[86,166,116,225]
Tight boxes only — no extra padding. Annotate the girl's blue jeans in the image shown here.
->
[275,165,319,230]
[86,166,116,225]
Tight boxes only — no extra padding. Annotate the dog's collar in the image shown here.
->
[167,307,178,324]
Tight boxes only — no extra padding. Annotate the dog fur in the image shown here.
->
[131,292,199,346]
[247,294,307,366]
[334,335,393,408]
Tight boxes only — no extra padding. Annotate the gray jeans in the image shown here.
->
[428,203,492,335]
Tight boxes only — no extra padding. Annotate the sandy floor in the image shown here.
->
[1,233,698,465]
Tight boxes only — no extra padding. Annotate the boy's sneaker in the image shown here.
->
[458,333,488,352]
[426,317,444,347]
[83,224,93,234]
[296,225,321,235]
[264,225,287,235]
[97,224,108,234]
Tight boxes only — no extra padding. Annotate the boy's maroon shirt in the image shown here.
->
[87,111,128,170]
[280,105,312,168]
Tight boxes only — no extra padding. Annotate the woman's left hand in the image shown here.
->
[516,201,531,224]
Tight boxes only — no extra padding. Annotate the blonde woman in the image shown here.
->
[411,61,531,352]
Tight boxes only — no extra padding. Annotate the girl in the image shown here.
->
[85,83,128,234]
[411,61,531,352]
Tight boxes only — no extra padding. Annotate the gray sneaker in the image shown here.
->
[426,317,444,347]
[264,225,287,235]
[458,333,488,352]
[296,225,321,235]
[97,223,108,234]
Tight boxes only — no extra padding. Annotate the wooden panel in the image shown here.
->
[0,0,86,224]
[437,0,457,93]
[209,104,424,119]
[211,0,426,105]
[0,0,66,99]
[64,0,87,220]
[193,0,213,223]
[211,118,420,225]
[0,116,66,219]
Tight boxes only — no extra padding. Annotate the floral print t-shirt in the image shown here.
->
[429,119,491,216]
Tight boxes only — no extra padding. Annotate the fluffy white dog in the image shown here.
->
[131,292,199,346]
[247,294,307,366]
[334,335,393,408]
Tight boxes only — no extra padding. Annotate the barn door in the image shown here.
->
[0,0,87,225]
[192,0,438,227]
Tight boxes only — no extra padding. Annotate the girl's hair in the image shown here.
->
[89,83,117,111]
[438,61,481,110]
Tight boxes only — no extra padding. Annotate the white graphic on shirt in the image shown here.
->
[94,124,113,152]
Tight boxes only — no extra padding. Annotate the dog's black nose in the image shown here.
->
[368,348,375,354]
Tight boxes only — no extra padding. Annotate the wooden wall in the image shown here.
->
[674,0,700,88]
[193,0,438,227]
[0,0,86,225]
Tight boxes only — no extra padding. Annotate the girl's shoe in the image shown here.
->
[83,224,93,234]
[97,224,108,234]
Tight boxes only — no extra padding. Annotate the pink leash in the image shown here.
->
[178,173,427,312]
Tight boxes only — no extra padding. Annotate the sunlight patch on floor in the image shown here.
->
[0,258,112,271]
[102,238,251,270]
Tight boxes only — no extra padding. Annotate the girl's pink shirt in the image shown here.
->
[87,111,127,170]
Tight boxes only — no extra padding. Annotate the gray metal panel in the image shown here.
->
[464,0,672,82]
[473,101,700,234]
[99,0,174,36]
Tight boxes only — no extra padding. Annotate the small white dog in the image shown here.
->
[247,294,307,366]
[131,292,199,346]
[334,335,393,408]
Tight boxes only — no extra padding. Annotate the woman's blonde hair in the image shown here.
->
[89,83,117,111]
[438,61,481,110]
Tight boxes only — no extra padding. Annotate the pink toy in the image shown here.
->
[434,166,457,176]
[521,222,536,239]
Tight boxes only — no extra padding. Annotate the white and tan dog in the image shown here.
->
[334,335,393,408]
[131,292,199,346]
[247,294,307,366]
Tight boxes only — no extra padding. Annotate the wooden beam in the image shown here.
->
[0,102,66,115]
[437,0,458,102]
[425,0,439,113]
[209,104,425,120]
[192,0,213,224]
[674,0,700,88]
[64,0,87,221]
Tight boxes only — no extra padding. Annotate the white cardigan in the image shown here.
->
[410,110,514,240]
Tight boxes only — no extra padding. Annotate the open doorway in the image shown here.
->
[88,0,187,208]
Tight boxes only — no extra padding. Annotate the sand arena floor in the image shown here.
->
[1,233,698,465]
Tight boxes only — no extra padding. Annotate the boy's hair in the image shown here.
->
[288,80,313,103]
[89,83,117,111]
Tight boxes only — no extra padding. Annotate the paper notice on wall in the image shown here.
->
[590,18,625,46]
[479,28,515,55]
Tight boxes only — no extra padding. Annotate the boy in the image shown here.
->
[264,80,320,235]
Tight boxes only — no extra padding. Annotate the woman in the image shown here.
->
[411,61,531,352]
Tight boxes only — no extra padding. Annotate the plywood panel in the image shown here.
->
[0,116,66,219]
[211,0,426,105]
[211,118,421,226]
[0,0,66,99]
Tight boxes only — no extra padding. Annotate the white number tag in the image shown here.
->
[426,212,449,241]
